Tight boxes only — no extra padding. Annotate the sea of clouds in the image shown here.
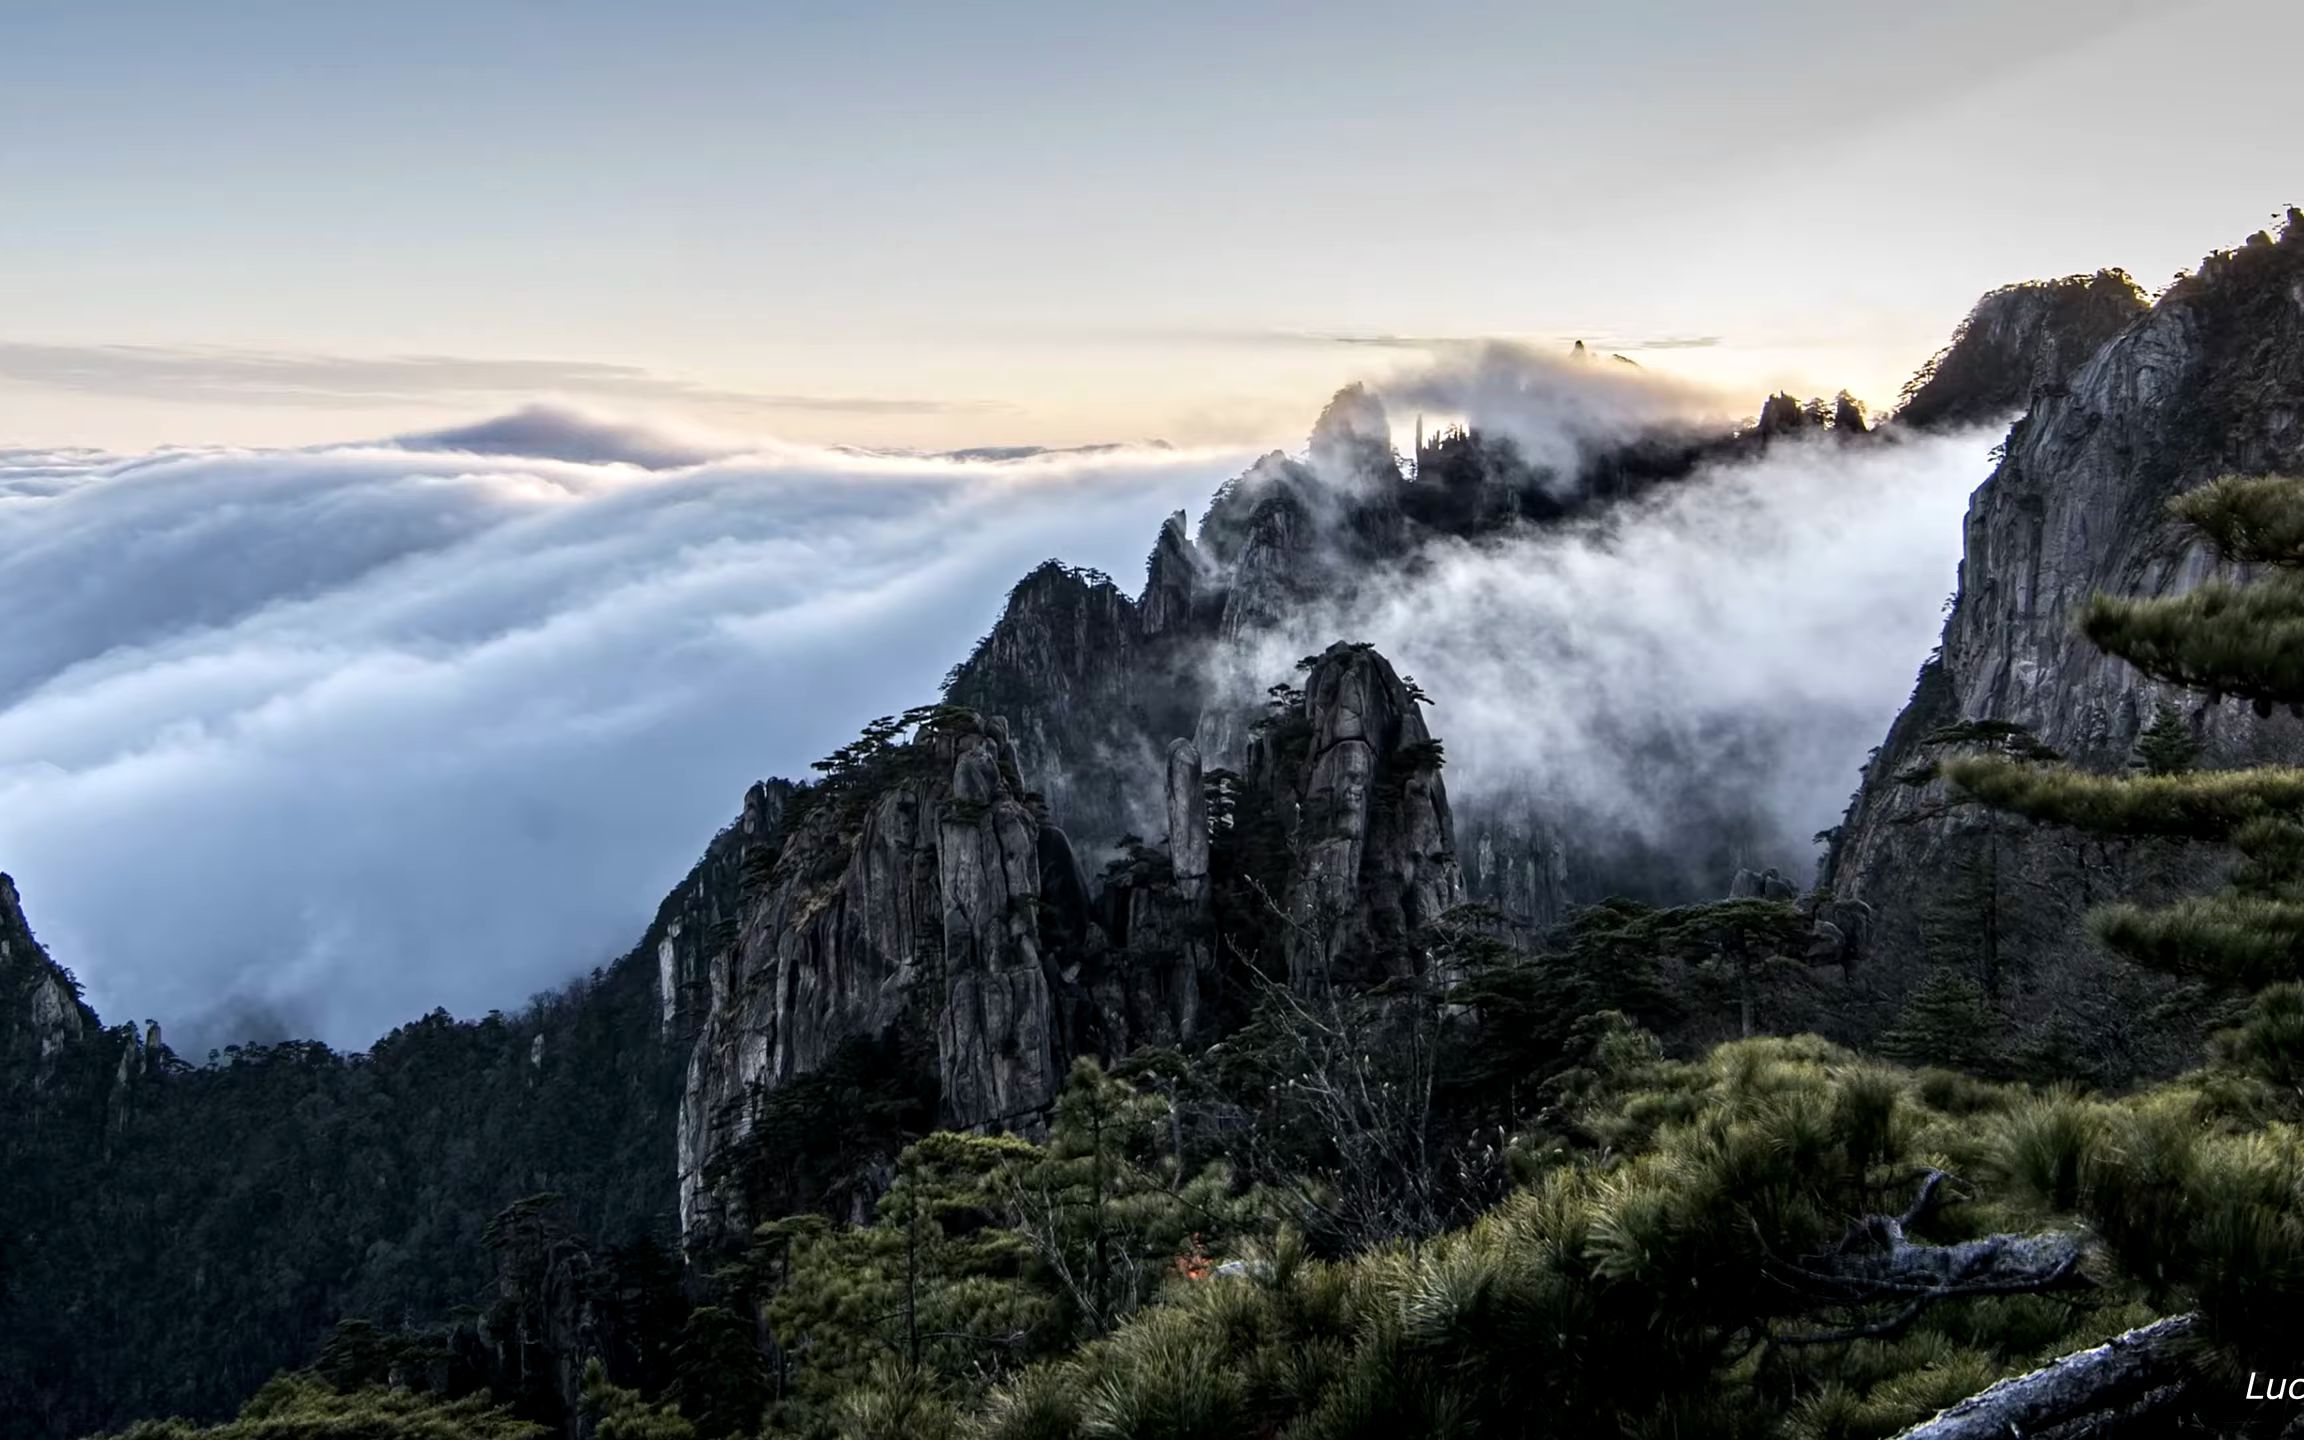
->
[0,409,1247,1051]
[0,354,1998,1055]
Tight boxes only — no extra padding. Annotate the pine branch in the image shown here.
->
[1944,757,2304,842]
[1767,1172,2091,1342]
[2082,575,2304,712]
[2091,894,2304,986]
[2170,474,2304,567]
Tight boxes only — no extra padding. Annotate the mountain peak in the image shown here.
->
[1,873,94,1076]
[1895,269,2148,431]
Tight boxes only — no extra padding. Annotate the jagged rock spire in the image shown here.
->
[1139,510,1207,638]
[1,873,92,1077]
[1270,643,1464,992]
[677,710,1084,1238]
[1166,738,1209,900]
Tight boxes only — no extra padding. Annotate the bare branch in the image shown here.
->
[1889,1313,2201,1440]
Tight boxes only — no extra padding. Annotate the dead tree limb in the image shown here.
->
[1769,1171,2091,1345]
[1889,1312,2202,1440]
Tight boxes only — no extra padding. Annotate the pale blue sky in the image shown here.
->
[1,0,2295,450]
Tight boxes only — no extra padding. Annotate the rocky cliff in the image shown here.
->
[945,387,1575,927]
[0,872,93,1085]
[646,779,794,1044]
[1259,643,1464,991]
[679,711,1123,1237]
[1895,269,2150,432]
[675,636,1470,1243]
[1826,213,2304,1069]
[942,558,1202,849]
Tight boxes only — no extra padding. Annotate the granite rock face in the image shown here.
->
[943,562,1164,848]
[1826,215,2304,1058]
[677,636,1474,1241]
[0,873,108,1093]
[677,714,1091,1237]
[1090,739,1214,1053]
[1459,804,1570,931]
[644,779,793,1043]
[1259,643,1465,992]
[1895,269,2150,433]
[1139,511,1210,639]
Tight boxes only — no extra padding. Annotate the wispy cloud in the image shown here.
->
[1290,331,1723,353]
[0,408,1241,1050]
[0,342,1008,416]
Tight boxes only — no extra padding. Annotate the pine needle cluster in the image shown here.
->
[1947,474,2304,989]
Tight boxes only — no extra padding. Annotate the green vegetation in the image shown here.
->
[0,989,689,1440]
[92,1377,544,1440]
[32,472,2304,1440]
[170,1023,2295,1439]
[965,1032,2300,1440]
[2132,703,2203,777]
[1950,474,2304,988]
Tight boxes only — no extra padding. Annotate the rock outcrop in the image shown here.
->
[1894,269,2150,433]
[1459,804,1570,931]
[644,779,793,1043]
[677,712,1088,1236]
[1256,643,1465,991]
[1,872,93,1085]
[1138,511,1210,638]
[677,633,1476,1242]
[1827,214,2304,1063]
[942,542,1235,853]
[1090,739,1214,1051]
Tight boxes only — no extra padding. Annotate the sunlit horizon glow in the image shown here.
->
[3,0,2295,453]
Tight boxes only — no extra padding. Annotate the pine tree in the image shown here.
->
[1877,967,2007,1074]
[2133,702,2203,776]
[1947,475,2304,989]
[581,1359,696,1440]
[998,1060,1246,1337]
[1900,720,2064,1000]
[665,1308,769,1439]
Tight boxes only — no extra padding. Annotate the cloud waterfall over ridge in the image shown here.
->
[0,378,1993,1055]
[0,410,1248,1050]
[1214,425,1995,895]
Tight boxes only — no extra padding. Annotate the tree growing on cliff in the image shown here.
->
[1898,719,2064,1000]
[1947,474,2304,994]
[2133,701,2203,776]
[1877,966,2008,1075]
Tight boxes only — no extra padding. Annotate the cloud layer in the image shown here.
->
[0,409,1242,1050]
[1217,424,1992,895]
[0,377,1991,1055]
[0,342,1001,417]
[1374,341,1730,481]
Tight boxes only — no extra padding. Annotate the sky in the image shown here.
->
[2,0,2297,453]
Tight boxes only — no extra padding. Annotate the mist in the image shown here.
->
[0,409,1246,1052]
[1374,340,1731,482]
[1215,423,1993,896]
